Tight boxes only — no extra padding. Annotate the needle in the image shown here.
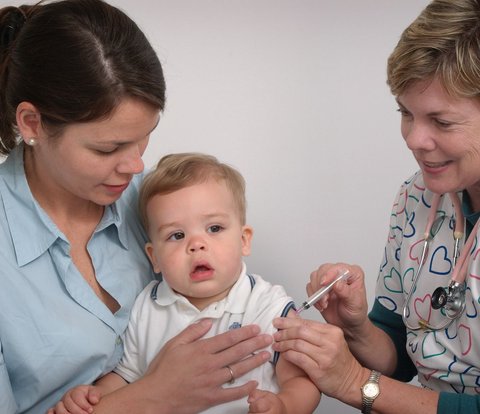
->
[296,269,350,314]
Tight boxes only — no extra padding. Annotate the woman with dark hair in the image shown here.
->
[0,1,271,413]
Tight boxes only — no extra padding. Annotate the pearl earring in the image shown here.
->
[27,138,37,146]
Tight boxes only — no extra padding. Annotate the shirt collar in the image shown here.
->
[1,145,127,267]
[96,202,129,249]
[1,145,56,266]
[152,262,253,315]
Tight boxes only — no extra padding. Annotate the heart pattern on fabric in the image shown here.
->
[465,288,478,319]
[380,248,388,272]
[395,189,408,215]
[429,246,452,275]
[383,268,403,294]
[414,294,432,324]
[446,323,472,356]
[402,267,415,294]
[407,331,418,354]
[409,239,427,266]
[421,331,447,359]
[404,212,416,238]
[377,295,397,312]
[416,360,439,381]
[470,248,480,280]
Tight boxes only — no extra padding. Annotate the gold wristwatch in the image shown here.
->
[361,370,381,414]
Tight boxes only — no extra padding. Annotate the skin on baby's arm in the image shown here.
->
[247,311,322,414]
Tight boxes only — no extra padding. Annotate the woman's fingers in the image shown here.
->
[204,324,270,354]
[204,348,271,391]
[170,321,272,362]
[166,318,213,345]
[225,349,271,380]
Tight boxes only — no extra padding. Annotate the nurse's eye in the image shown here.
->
[396,107,412,118]
[167,231,185,241]
[433,118,453,128]
[208,225,223,233]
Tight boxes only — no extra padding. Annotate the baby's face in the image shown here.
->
[145,178,252,310]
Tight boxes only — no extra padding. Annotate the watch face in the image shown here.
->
[364,383,380,398]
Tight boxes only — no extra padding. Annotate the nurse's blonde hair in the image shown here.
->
[387,0,480,98]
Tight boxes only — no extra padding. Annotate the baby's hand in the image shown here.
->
[247,389,286,414]
[46,385,101,414]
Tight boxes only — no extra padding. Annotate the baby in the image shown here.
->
[51,152,321,414]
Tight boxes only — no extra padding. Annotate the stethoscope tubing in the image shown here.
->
[401,192,475,331]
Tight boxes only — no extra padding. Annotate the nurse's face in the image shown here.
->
[397,77,480,203]
[26,98,160,206]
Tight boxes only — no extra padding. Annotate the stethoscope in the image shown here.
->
[402,192,480,331]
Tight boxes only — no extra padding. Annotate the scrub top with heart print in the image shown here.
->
[375,171,480,395]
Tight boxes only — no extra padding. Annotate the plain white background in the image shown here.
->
[2,0,431,412]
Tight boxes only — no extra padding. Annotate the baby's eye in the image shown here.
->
[167,231,185,241]
[208,225,223,233]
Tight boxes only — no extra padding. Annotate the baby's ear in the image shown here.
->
[241,225,253,256]
[145,242,161,273]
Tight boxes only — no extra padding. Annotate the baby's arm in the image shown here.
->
[47,372,128,414]
[248,312,321,414]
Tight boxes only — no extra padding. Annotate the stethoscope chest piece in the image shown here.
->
[430,282,466,320]
[431,287,448,310]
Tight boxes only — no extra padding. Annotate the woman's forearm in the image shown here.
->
[343,319,398,375]
[342,368,438,414]
[92,375,174,414]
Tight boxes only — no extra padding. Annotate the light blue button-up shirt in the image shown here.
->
[0,145,155,414]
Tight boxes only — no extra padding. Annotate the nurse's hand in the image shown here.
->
[308,263,369,332]
[272,317,367,404]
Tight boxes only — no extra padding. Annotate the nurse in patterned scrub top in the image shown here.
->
[272,1,480,414]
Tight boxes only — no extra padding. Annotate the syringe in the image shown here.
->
[296,269,350,314]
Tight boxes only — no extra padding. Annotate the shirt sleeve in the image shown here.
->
[0,341,18,414]
[438,391,480,414]
[369,299,417,382]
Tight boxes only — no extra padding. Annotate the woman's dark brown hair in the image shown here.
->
[0,0,166,155]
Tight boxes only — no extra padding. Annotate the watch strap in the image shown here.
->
[361,370,381,414]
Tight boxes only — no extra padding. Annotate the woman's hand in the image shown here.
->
[272,317,367,404]
[308,263,369,333]
[143,319,273,413]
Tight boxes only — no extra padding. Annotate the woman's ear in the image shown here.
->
[16,102,43,145]
[241,225,254,257]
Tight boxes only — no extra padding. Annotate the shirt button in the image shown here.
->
[116,336,122,346]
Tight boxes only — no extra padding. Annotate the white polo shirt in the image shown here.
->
[115,263,295,413]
